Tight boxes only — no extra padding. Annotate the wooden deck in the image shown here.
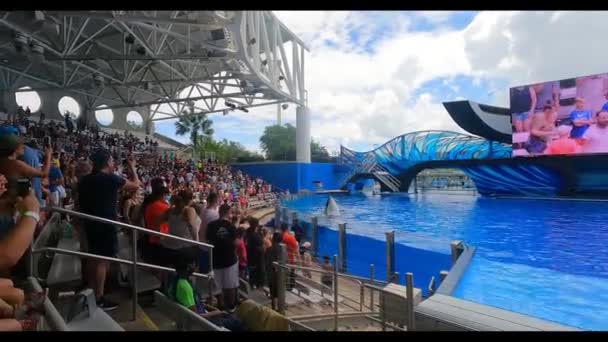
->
[415,294,579,331]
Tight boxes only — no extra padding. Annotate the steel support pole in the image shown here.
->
[275,204,281,228]
[333,254,339,331]
[131,229,138,321]
[450,240,463,266]
[385,231,395,282]
[290,211,297,227]
[370,264,375,312]
[311,216,318,255]
[338,223,347,273]
[278,243,287,315]
[406,273,415,331]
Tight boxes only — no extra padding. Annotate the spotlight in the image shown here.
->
[240,80,248,87]
[224,101,236,109]
[238,106,249,113]
[279,75,285,81]
[249,38,256,45]
[282,103,288,110]
[261,60,268,66]
[125,35,135,45]
[93,74,104,87]
[13,32,28,54]
[210,29,226,41]
[28,42,45,64]
[136,46,146,55]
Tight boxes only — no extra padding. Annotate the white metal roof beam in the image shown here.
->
[62,11,225,29]
[151,99,287,122]
[103,90,248,110]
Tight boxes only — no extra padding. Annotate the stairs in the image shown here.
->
[339,152,401,192]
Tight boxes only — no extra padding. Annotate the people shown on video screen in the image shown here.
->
[510,84,539,134]
[512,78,608,156]
[569,97,594,143]
[580,110,608,154]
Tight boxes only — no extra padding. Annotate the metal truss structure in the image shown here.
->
[339,131,512,190]
[0,11,307,121]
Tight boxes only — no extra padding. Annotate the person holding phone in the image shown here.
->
[77,149,140,311]
[0,133,52,182]
[0,182,40,276]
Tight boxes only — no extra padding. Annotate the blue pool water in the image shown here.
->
[283,192,608,330]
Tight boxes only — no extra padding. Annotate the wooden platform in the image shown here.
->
[415,294,579,331]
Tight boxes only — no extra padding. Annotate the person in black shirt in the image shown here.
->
[206,204,239,311]
[291,218,305,244]
[245,217,264,289]
[78,149,140,311]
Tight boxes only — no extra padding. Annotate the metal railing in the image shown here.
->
[273,247,416,331]
[29,207,215,322]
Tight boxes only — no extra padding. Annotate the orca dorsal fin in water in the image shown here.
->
[325,196,341,216]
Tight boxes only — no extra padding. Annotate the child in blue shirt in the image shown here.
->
[570,97,593,140]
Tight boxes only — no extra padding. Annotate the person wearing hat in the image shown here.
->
[0,133,51,183]
[301,241,312,279]
[77,149,140,311]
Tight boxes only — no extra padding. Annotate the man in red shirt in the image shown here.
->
[281,223,299,291]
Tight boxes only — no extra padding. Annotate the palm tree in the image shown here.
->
[174,102,214,151]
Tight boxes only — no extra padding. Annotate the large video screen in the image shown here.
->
[510,72,608,157]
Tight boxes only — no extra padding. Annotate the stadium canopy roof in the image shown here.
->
[0,11,308,121]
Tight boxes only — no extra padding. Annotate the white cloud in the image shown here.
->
[199,11,608,155]
[275,11,473,152]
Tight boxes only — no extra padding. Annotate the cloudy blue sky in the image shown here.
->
[151,11,608,153]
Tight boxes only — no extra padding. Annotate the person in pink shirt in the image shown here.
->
[235,227,247,279]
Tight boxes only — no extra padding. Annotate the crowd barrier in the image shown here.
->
[276,204,452,297]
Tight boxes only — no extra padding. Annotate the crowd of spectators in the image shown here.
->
[0,108,316,330]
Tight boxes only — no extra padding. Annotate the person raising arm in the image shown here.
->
[0,134,52,180]
[0,190,40,273]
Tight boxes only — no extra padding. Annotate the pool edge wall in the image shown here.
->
[231,162,351,193]
[281,200,451,297]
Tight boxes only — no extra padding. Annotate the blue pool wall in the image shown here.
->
[292,215,451,296]
[231,162,351,193]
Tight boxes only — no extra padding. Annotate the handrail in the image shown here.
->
[275,261,376,314]
[33,207,215,323]
[48,207,214,251]
[32,247,212,280]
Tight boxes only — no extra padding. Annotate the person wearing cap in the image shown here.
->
[0,133,52,183]
[77,149,140,311]
[300,241,312,279]
[48,158,64,207]
[569,97,593,142]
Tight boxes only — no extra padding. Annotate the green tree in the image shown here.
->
[259,124,297,160]
[197,137,264,163]
[174,102,214,151]
[259,123,333,162]
[311,140,332,162]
